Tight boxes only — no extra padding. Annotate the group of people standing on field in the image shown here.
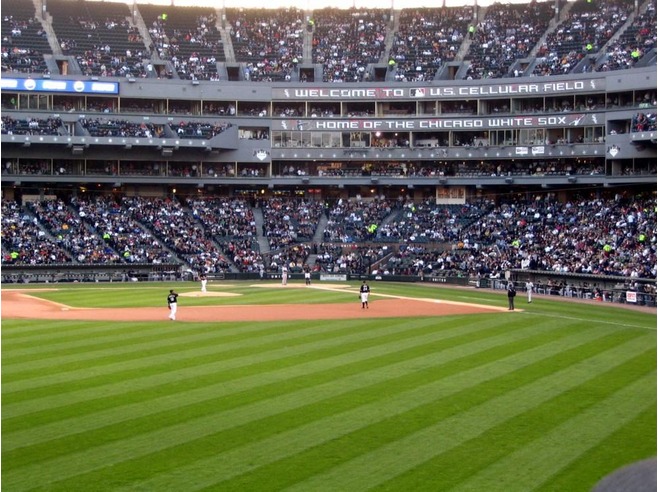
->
[165,276,373,320]
[168,271,539,320]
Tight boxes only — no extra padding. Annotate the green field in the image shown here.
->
[2,281,656,491]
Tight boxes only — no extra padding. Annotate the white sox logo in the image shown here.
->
[254,149,270,161]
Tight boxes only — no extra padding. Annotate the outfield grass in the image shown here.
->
[2,281,656,491]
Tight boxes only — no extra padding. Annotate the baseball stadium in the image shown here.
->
[1,0,656,490]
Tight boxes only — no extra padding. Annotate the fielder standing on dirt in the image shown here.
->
[167,289,178,320]
[359,280,370,309]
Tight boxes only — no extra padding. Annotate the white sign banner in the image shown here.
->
[273,79,605,100]
[275,114,600,132]
[320,274,348,282]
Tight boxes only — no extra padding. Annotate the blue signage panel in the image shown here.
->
[0,78,119,94]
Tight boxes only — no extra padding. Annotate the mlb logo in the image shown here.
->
[411,88,426,97]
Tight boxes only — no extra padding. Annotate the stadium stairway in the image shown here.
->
[218,12,236,64]
[304,212,329,270]
[252,206,271,254]
[527,0,576,60]
[303,10,313,63]
[455,9,484,63]
[383,9,399,62]
[24,205,76,262]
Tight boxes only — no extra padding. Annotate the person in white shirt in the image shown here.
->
[526,280,534,303]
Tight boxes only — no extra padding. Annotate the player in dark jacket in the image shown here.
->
[168,289,178,320]
[360,281,371,309]
[507,282,516,310]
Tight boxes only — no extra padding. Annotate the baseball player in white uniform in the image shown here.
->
[526,280,534,303]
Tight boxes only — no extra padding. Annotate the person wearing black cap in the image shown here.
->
[167,289,178,320]
[359,281,371,309]
[507,281,516,310]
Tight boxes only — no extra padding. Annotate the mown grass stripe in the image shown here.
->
[535,405,656,492]
[449,372,656,492]
[4,317,555,449]
[363,348,656,491]
[9,326,642,492]
[3,320,296,364]
[5,321,568,473]
[2,320,180,349]
[274,336,653,492]
[519,310,656,331]
[4,318,367,377]
[2,315,512,417]
[4,316,455,394]
[196,333,654,492]
[1,319,605,489]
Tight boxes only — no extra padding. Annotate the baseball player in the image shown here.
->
[304,268,311,286]
[359,280,370,309]
[200,273,207,293]
[167,289,178,320]
[525,280,534,303]
[281,265,288,286]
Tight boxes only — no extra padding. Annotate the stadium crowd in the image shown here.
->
[2,195,655,294]
[311,8,389,82]
[464,1,554,79]
[389,7,471,82]
[533,0,635,76]
[3,0,654,81]
[227,7,305,82]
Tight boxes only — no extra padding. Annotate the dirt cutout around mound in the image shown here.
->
[1,287,507,323]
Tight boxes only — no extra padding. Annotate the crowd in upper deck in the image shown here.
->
[533,0,642,76]
[226,8,305,82]
[464,1,554,79]
[389,7,471,82]
[3,194,654,283]
[2,0,654,81]
[311,8,389,82]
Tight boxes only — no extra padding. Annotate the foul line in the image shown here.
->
[307,285,509,312]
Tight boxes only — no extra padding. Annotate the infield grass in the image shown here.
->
[2,281,656,491]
